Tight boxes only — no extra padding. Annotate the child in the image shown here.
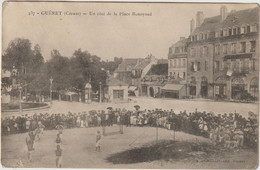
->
[55,145,62,168]
[96,130,101,152]
[26,133,35,162]
[36,121,45,140]
[55,134,62,147]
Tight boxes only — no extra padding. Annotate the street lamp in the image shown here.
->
[99,82,102,103]
[50,77,53,104]
[18,85,22,114]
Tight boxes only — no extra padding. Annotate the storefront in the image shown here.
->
[161,84,186,99]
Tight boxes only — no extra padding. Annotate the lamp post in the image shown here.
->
[18,85,22,114]
[99,82,102,103]
[50,77,53,104]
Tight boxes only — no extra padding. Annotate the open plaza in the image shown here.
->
[1,98,258,168]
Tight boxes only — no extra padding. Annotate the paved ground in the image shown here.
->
[2,97,258,118]
[1,126,257,169]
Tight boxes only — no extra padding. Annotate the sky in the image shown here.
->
[2,2,258,61]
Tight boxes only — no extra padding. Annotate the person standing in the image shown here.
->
[55,145,62,168]
[26,132,35,162]
[96,130,101,152]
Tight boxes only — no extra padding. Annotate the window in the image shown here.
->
[178,59,181,68]
[174,59,176,68]
[191,48,196,57]
[205,34,208,39]
[250,41,256,52]
[247,25,251,33]
[175,47,180,53]
[200,34,203,40]
[215,61,220,71]
[233,60,240,72]
[233,28,237,35]
[240,42,246,53]
[205,61,208,71]
[231,43,237,54]
[183,72,186,79]
[237,27,241,34]
[224,29,228,36]
[251,24,257,32]
[215,86,219,95]
[215,31,219,38]
[241,26,245,34]
[191,62,195,71]
[223,44,228,54]
[203,46,208,56]
[215,45,220,55]
[113,90,124,99]
[183,59,186,67]
[252,59,256,71]
[199,47,203,57]
[220,30,223,37]
[229,28,232,36]
[170,72,172,76]
[197,62,201,71]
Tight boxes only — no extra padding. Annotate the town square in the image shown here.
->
[1,2,259,169]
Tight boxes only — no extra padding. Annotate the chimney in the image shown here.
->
[196,11,204,27]
[190,18,195,34]
[220,6,228,22]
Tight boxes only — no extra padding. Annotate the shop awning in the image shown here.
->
[128,86,138,91]
[162,84,184,92]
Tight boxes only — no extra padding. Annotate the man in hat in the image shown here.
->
[96,130,102,152]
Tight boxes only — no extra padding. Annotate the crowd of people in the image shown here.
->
[2,107,258,150]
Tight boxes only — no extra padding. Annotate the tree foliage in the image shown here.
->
[2,38,120,100]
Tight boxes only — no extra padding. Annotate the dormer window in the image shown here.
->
[241,26,246,34]
[237,27,241,34]
[228,28,232,36]
[251,23,258,32]
[247,25,251,33]
[233,28,237,35]
[223,29,228,36]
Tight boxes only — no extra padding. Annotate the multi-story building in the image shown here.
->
[163,37,188,99]
[187,6,259,100]
[114,55,167,97]
[213,7,259,100]
[168,37,188,81]
[188,11,215,98]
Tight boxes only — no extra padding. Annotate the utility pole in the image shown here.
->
[50,77,53,104]
[19,85,22,114]
[156,114,158,143]
[99,82,102,103]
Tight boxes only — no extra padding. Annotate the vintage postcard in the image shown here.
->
[1,1,259,169]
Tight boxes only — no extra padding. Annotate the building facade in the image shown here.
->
[141,63,168,97]
[187,6,259,100]
[168,37,188,81]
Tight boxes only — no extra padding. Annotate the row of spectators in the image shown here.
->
[1,108,258,149]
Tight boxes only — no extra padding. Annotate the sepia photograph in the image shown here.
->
[1,1,259,169]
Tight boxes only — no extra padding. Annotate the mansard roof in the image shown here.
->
[192,7,259,35]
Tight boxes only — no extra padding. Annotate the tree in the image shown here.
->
[2,38,34,72]
[46,50,72,92]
